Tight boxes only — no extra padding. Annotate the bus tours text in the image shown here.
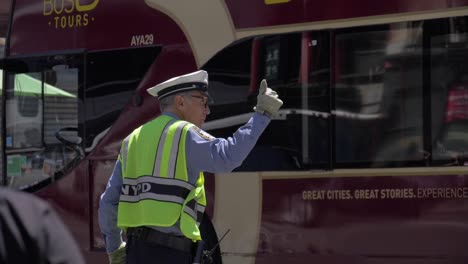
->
[43,0,99,29]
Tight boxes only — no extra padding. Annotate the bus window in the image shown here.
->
[5,66,80,189]
[6,72,43,149]
[247,34,305,171]
[431,18,468,164]
[0,0,9,185]
[262,32,330,169]
[0,34,4,59]
[334,22,424,167]
[203,32,330,171]
[203,38,253,119]
[264,36,281,82]
[84,46,161,152]
[305,31,330,168]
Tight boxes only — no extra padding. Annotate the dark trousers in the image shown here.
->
[126,237,193,264]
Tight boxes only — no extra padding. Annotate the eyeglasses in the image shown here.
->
[187,95,209,108]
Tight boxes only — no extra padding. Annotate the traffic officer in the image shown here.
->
[98,70,283,264]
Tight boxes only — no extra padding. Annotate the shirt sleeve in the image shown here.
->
[186,112,270,174]
[98,160,124,253]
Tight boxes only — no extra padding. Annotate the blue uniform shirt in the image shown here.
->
[98,111,270,253]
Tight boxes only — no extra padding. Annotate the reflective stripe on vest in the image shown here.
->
[120,135,130,173]
[117,116,207,241]
[119,176,194,204]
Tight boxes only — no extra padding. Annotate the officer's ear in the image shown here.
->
[174,94,185,108]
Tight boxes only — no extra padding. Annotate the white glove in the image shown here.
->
[254,79,283,117]
[108,242,126,264]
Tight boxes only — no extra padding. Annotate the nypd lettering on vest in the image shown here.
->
[121,182,151,196]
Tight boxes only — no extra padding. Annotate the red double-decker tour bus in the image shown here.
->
[1,0,468,263]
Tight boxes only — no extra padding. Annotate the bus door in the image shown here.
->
[1,53,84,190]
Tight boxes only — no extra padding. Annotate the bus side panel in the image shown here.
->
[9,0,186,55]
[225,0,468,29]
[256,174,468,263]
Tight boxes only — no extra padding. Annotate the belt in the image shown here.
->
[126,227,194,253]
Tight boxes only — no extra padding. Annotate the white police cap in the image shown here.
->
[147,70,210,100]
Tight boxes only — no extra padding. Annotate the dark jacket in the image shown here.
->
[0,188,85,264]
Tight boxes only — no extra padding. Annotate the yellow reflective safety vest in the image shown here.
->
[117,115,207,241]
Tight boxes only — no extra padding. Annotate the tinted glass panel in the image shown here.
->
[44,69,79,145]
[334,22,424,166]
[305,32,330,167]
[204,32,330,171]
[431,28,468,164]
[202,39,256,168]
[255,33,305,171]
[203,39,253,120]
[6,72,43,148]
[5,67,81,189]
[0,0,10,183]
[84,47,161,151]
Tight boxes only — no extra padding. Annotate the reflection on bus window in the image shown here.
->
[84,47,162,151]
[5,69,80,189]
[334,22,424,166]
[0,37,4,59]
[6,72,43,148]
[203,38,253,116]
[204,32,330,171]
[431,33,468,164]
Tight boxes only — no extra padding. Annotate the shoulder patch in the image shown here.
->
[191,126,215,141]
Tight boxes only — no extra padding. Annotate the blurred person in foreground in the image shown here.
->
[0,187,85,264]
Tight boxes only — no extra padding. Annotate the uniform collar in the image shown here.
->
[163,111,181,120]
